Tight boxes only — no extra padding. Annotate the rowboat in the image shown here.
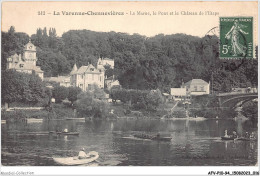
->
[56,132,79,136]
[221,136,237,140]
[152,137,172,141]
[237,137,257,141]
[133,134,172,141]
[53,151,99,166]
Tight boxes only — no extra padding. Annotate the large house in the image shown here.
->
[171,79,210,101]
[6,41,44,79]
[182,79,210,96]
[70,62,105,91]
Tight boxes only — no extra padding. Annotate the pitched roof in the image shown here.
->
[103,58,114,61]
[75,64,100,74]
[184,79,209,86]
[70,63,78,75]
[24,41,36,51]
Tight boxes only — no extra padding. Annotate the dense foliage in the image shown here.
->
[67,87,82,105]
[2,26,258,93]
[2,70,47,105]
[241,101,258,123]
[52,86,69,103]
[75,84,108,118]
[111,88,164,111]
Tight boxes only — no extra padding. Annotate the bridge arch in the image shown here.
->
[220,95,258,108]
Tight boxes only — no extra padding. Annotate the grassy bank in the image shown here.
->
[108,102,171,119]
[1,104,75,121]
[2,100,172,121]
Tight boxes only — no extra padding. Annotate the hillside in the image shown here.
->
[2,26,258,93]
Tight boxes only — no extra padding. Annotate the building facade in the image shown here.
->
[6,41,44,79]
[182,79,210,96]
[170,88,187,101]
[70,62,105,91]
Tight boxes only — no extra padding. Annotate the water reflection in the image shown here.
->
[1,118,257,166]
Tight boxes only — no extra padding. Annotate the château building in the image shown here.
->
[6,41,44,79]
[70,61,105,91]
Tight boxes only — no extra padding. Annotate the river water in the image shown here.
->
[1,118,258,166]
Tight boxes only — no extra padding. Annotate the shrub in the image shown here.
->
[52,86,69,103]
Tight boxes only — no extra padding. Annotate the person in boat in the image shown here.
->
[232,131,238,138]
[245,132,250,139]
[250,132,255,139]
[78,148,90,159]
[224,130,229,137]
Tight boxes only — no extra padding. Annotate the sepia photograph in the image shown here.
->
[1,1,259,175]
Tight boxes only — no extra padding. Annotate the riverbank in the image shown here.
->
[1,103,74,122]
[2,101,172,122]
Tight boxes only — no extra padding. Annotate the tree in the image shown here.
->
[87,84,106,99]
[68,87,82,105]
[76,87,108,118]
[104,65,114,78]
[52,86,69,103]
[145,89,164,111]
[2,70,24,104]
[2,70,46,105]
[241,101,258,123]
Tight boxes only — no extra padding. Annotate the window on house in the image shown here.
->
[100,76,102,82]
[90,68,94,71]
[19,64,24,68]
[194,86,197,91]
[200,86,204,91]
[81,75,84,79]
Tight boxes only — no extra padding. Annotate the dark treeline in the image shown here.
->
[2,26,258,93]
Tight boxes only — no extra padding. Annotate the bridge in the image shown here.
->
[217,92,258,109]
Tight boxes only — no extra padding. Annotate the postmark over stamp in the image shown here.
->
[219,17,253,59]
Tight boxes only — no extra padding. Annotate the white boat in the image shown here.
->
[53,151,99,166]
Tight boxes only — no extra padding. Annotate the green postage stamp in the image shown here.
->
[219,17,253,59]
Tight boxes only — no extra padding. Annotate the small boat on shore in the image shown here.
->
[56,132,79,136]
[53,151,99,166]
[65,118,85,120]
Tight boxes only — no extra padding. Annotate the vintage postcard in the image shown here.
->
[1,1,258,176]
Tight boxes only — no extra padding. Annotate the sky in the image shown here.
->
[1,1,258,41]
